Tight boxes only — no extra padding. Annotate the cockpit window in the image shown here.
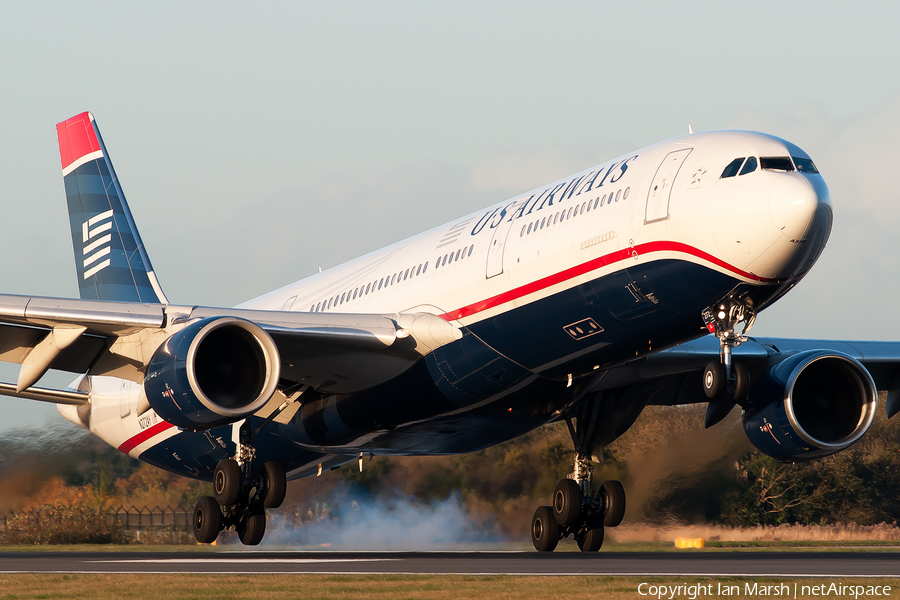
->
[792,157,819,174]
[720,157,745,178]
[739,156,757,176]
[760,157,795,172]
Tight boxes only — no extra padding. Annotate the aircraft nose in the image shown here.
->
[768,174,829,239]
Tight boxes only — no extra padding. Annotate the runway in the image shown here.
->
[0,550,899,577]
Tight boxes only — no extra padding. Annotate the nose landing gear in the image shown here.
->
[702,298,754,428]
[192,418,288,546]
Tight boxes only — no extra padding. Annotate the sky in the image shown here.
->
[1,1,899,429]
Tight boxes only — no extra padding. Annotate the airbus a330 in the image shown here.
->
[2,112,893,551]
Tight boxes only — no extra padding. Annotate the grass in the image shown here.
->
[0,575,898,600]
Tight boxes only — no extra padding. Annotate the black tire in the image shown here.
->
[576,525,604,552]
[602,480,626,527]
[531,505,559,552]
[703,361,724,399]
[552,479,582,527]
[238,504,266,546]
[261,461,287,509]
[730,362,749,401]
[214,458,242,506]
[192,496,222,544]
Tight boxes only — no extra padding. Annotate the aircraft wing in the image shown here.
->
[590,334,900,416]
[0,292,461,401]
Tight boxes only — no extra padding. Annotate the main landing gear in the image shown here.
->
[701,298,754,428]
[531,409,626,552]
[192,419,287,545]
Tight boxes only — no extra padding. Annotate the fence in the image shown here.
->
[0,504,194,544]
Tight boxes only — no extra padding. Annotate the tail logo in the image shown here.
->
[82,209,114,279]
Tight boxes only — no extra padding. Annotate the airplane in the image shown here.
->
[0,111,894,551]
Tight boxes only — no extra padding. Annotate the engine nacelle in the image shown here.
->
[145,316,281,430]
[743,350,877,461]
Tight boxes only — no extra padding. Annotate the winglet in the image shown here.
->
[56,112,168,304]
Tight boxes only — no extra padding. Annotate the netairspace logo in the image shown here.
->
[637,582,893,599]
[262,488,503,550]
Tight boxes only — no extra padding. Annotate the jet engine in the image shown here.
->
[145,316,280,430]
[742,350,877,461]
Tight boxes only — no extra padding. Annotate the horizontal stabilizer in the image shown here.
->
[0,382,88,405]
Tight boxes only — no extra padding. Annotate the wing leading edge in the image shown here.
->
[0,292,461,400]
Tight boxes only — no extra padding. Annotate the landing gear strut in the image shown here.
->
[192,418,288,546]
[702,297,754,428]
[531,408,626,553]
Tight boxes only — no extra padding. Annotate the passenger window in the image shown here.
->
[540,217,546,229]
[353,289,358,299]
[416,264,422,276]
[624,187,630,199]
[424,261,429,272]
[760,157,794,171]
[720,157,745,178]
[404,269,409,280]
[581,202,586,213]
[739,156,757,175]
[366,283,371,294]
[793,157,819,174]
[567,208,573,219]
[521,225,526,237]
[467,246,473,257]
[601,193,607,206]
[527,223,532,234]
[615,189,621,202]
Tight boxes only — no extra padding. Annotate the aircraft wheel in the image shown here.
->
[237,504,267,546]
[261,461,287,509]
[192,496,222,544]
[552,479,582,527]
[576,525,604,552]
[213,458,242,506]
[729,363,749,400]
[602,480,626,527]
[531,505,559,552]
[702,362,724,399]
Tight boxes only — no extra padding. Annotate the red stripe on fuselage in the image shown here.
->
[118,421,174,455]
[56,112,101,171]
[440,241,783,322]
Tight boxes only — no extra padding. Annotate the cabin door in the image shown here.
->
[645,148,692,223]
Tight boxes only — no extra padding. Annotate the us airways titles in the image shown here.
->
[470,154,640,236]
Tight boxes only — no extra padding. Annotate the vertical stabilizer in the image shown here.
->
[57,112,168,304]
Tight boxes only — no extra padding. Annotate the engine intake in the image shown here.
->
[743,350,877,461]
[145,316,281,430]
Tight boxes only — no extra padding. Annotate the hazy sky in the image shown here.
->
[1,1,899,429]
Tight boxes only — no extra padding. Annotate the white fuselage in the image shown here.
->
[244,130,829,328]
[64,129,833,467]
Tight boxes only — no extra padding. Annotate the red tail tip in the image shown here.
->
[57,111,101,171]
